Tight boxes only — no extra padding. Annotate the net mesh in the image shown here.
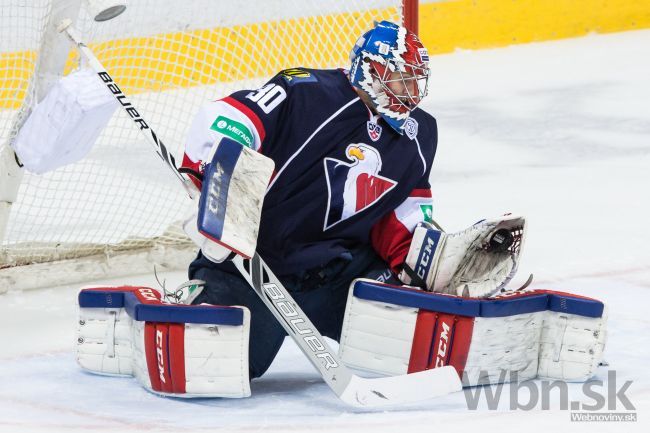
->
[0,0,403,277]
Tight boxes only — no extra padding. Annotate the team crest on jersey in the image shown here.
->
[367,121,382,142]
[323,143,397,230]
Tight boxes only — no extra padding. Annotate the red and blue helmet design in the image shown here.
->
[349,21,430,134]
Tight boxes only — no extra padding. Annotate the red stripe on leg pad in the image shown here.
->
[156,324,173,393]
[428,313,455,370]
[408,310,437,373]
[446,316,474,378]
[408,311,474,379]
[168,323,187,394]
[144,322,162,392]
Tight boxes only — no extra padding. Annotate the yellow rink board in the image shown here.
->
[2,0,650,109]
[419,0,650,53]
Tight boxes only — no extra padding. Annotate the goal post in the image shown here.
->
[0,0,419,292]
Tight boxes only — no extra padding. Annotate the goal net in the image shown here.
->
[0,0,416,291]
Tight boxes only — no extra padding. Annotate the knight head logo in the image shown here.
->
[323,143,397,230]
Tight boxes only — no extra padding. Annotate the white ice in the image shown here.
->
[1,29,649,432]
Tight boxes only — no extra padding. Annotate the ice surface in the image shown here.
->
[1,30,649,432]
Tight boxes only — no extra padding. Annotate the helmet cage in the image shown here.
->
[369,57,429,114]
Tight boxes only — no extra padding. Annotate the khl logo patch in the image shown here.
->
[323,143,397,230]
[367,121,382,142]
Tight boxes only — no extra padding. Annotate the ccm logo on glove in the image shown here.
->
[416,230,443,280]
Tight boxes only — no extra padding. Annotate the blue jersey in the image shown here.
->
[183,68,437,276]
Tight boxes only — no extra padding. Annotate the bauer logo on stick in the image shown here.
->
[262,282,339,370]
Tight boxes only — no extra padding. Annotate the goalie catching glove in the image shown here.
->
[400,214,526,297]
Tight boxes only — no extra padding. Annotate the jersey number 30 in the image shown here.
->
[246,84,286,114]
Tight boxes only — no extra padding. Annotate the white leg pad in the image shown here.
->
[76,286,251,398]
[339,279,607,386]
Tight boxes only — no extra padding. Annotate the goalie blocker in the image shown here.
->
[76,286,251,398]
[182,136,275,262]
[339,280,607,385]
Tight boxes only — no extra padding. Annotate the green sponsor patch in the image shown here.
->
[419,204,433,223]
[210,116,253,148]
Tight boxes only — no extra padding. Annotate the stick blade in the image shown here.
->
[338,366,462,408]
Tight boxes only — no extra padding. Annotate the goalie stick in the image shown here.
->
[59,20,462,407]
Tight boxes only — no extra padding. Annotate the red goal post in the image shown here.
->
[403,0,419,35]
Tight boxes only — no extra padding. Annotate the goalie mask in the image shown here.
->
[349,21,430,134]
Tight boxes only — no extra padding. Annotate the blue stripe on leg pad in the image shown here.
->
[78,289,244,325]
[352,280,604,318]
